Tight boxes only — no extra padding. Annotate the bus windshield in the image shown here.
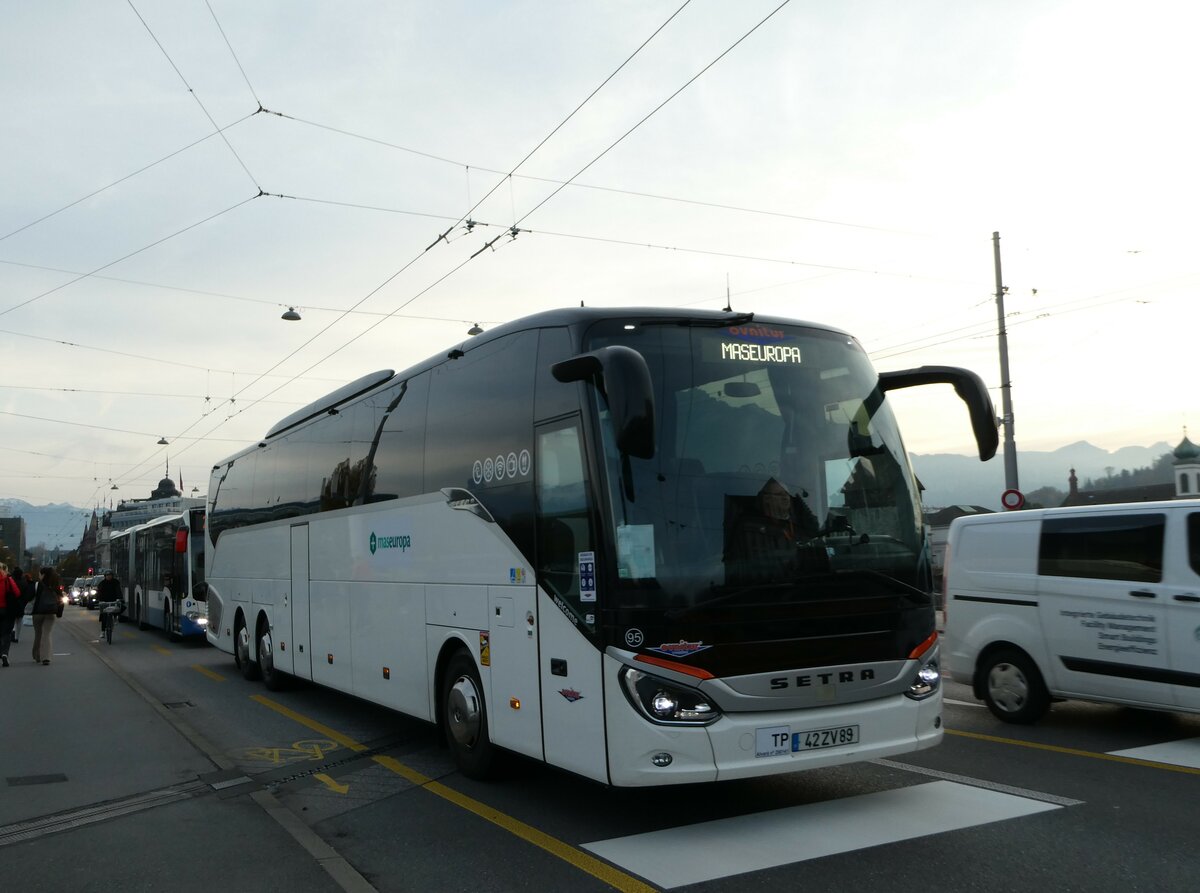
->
[587,319,928,639]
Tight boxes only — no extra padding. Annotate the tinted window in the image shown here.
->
[426,330,538,560]
[1038,513,1165,583]
[536,420,596,631]
[369,374,429,502]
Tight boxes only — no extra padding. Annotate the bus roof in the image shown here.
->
[213,306,854,471]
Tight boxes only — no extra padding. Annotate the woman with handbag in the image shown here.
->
[31,567,63,665]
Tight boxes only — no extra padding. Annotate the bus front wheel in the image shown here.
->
[440,650,496,780]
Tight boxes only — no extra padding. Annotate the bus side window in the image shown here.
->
[536,421,595,631]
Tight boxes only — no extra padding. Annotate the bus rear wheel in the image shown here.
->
[258,627,288,691]
[164,600,180,642]
[235,616,260,681]
[440,650,496,780]
[136,597,149,631]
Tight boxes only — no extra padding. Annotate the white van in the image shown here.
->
[943,499,1200,723]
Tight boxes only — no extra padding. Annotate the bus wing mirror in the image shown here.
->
[878,365,999,462]
[552,345,655,459]
[192,582,208,603]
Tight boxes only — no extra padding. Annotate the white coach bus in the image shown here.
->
[202,307,997,786]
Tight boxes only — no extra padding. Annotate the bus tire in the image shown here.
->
[235,615,260,681]
[440,650,496,780]
[258,625,288,691]
[980,647,1049,724]
[137,596,149,631]
[164,600,180,642]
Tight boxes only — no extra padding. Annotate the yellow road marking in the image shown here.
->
[947,728,1200,776]
[151,645,172,656]
[314,773,349,794]
[252,695,654,893]
[250,695,368,753]
[191,664,226,682]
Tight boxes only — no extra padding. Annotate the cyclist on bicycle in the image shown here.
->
[96,571,122,626]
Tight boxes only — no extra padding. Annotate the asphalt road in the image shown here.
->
[4,605,1199,892]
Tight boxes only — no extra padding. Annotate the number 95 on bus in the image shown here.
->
[755,724,860,757]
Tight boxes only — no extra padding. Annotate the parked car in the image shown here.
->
[944,499,1200,723]
[82,575,102,609]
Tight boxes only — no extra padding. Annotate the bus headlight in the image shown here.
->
[905,659,941,700]
[619,666,720,725]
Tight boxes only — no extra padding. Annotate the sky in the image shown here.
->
[2,0,1196,524]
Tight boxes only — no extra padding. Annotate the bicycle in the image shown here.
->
[97,599,125,645]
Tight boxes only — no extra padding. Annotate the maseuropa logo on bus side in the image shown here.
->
[369,531,412,555]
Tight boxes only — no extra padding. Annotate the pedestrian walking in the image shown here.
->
[31,567,64,665]
[10,566,34,644]
[0,563,22,667]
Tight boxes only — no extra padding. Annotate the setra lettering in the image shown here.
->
[770,669,876,690]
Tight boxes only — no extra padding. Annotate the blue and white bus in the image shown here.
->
[111,508,208,640]
[203,307,997,786]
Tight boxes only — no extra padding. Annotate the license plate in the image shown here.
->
[792,724,859,751]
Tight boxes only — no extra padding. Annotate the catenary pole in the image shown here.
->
[993,231,1019,490]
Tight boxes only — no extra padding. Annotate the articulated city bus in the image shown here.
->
[111,508,208,639]
[203,307,997,786]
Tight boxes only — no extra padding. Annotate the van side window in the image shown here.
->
[1038,513,1165,583]
[1189,514,1200,576]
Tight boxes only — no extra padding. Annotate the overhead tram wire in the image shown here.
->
[0,384,304,406]
[0,194,260,320]
[0,259,499,328]
[102,3,759,490]
[204,0,262,108]
[0,111,257,245]
[126,0,261,192]
[159,0,799,461]
[513,0,795,229]
[0,325,343,383]
[173,1,698,439]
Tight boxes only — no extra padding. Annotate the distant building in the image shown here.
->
[76,509,100,572]
[0,515,28,565]
[1061,432,1194,506]
[924,505,995,596]
[107,465,204,532]
[1174,434,1199,496]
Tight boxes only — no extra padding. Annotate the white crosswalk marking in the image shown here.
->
[1109,738,1200,769]
[584,780,1061,889]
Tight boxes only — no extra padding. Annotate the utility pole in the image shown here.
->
[993,231,1019,490]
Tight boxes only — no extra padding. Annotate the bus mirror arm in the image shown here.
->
[552,346,656,459]
[878,365,999,462]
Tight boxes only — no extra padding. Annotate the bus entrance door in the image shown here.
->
[289,524,312,680]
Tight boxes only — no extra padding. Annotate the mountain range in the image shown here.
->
[0,441,1179,550]
[0,499,93,552]
[910,441,1175,510]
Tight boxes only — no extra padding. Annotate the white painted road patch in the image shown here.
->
[1109,738,1200,769]
[584,780,1061,889]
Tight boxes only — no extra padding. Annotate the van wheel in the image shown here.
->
[981,648,1049,724]
[440,650,496,780]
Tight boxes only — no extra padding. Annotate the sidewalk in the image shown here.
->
[0,613,345,892]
